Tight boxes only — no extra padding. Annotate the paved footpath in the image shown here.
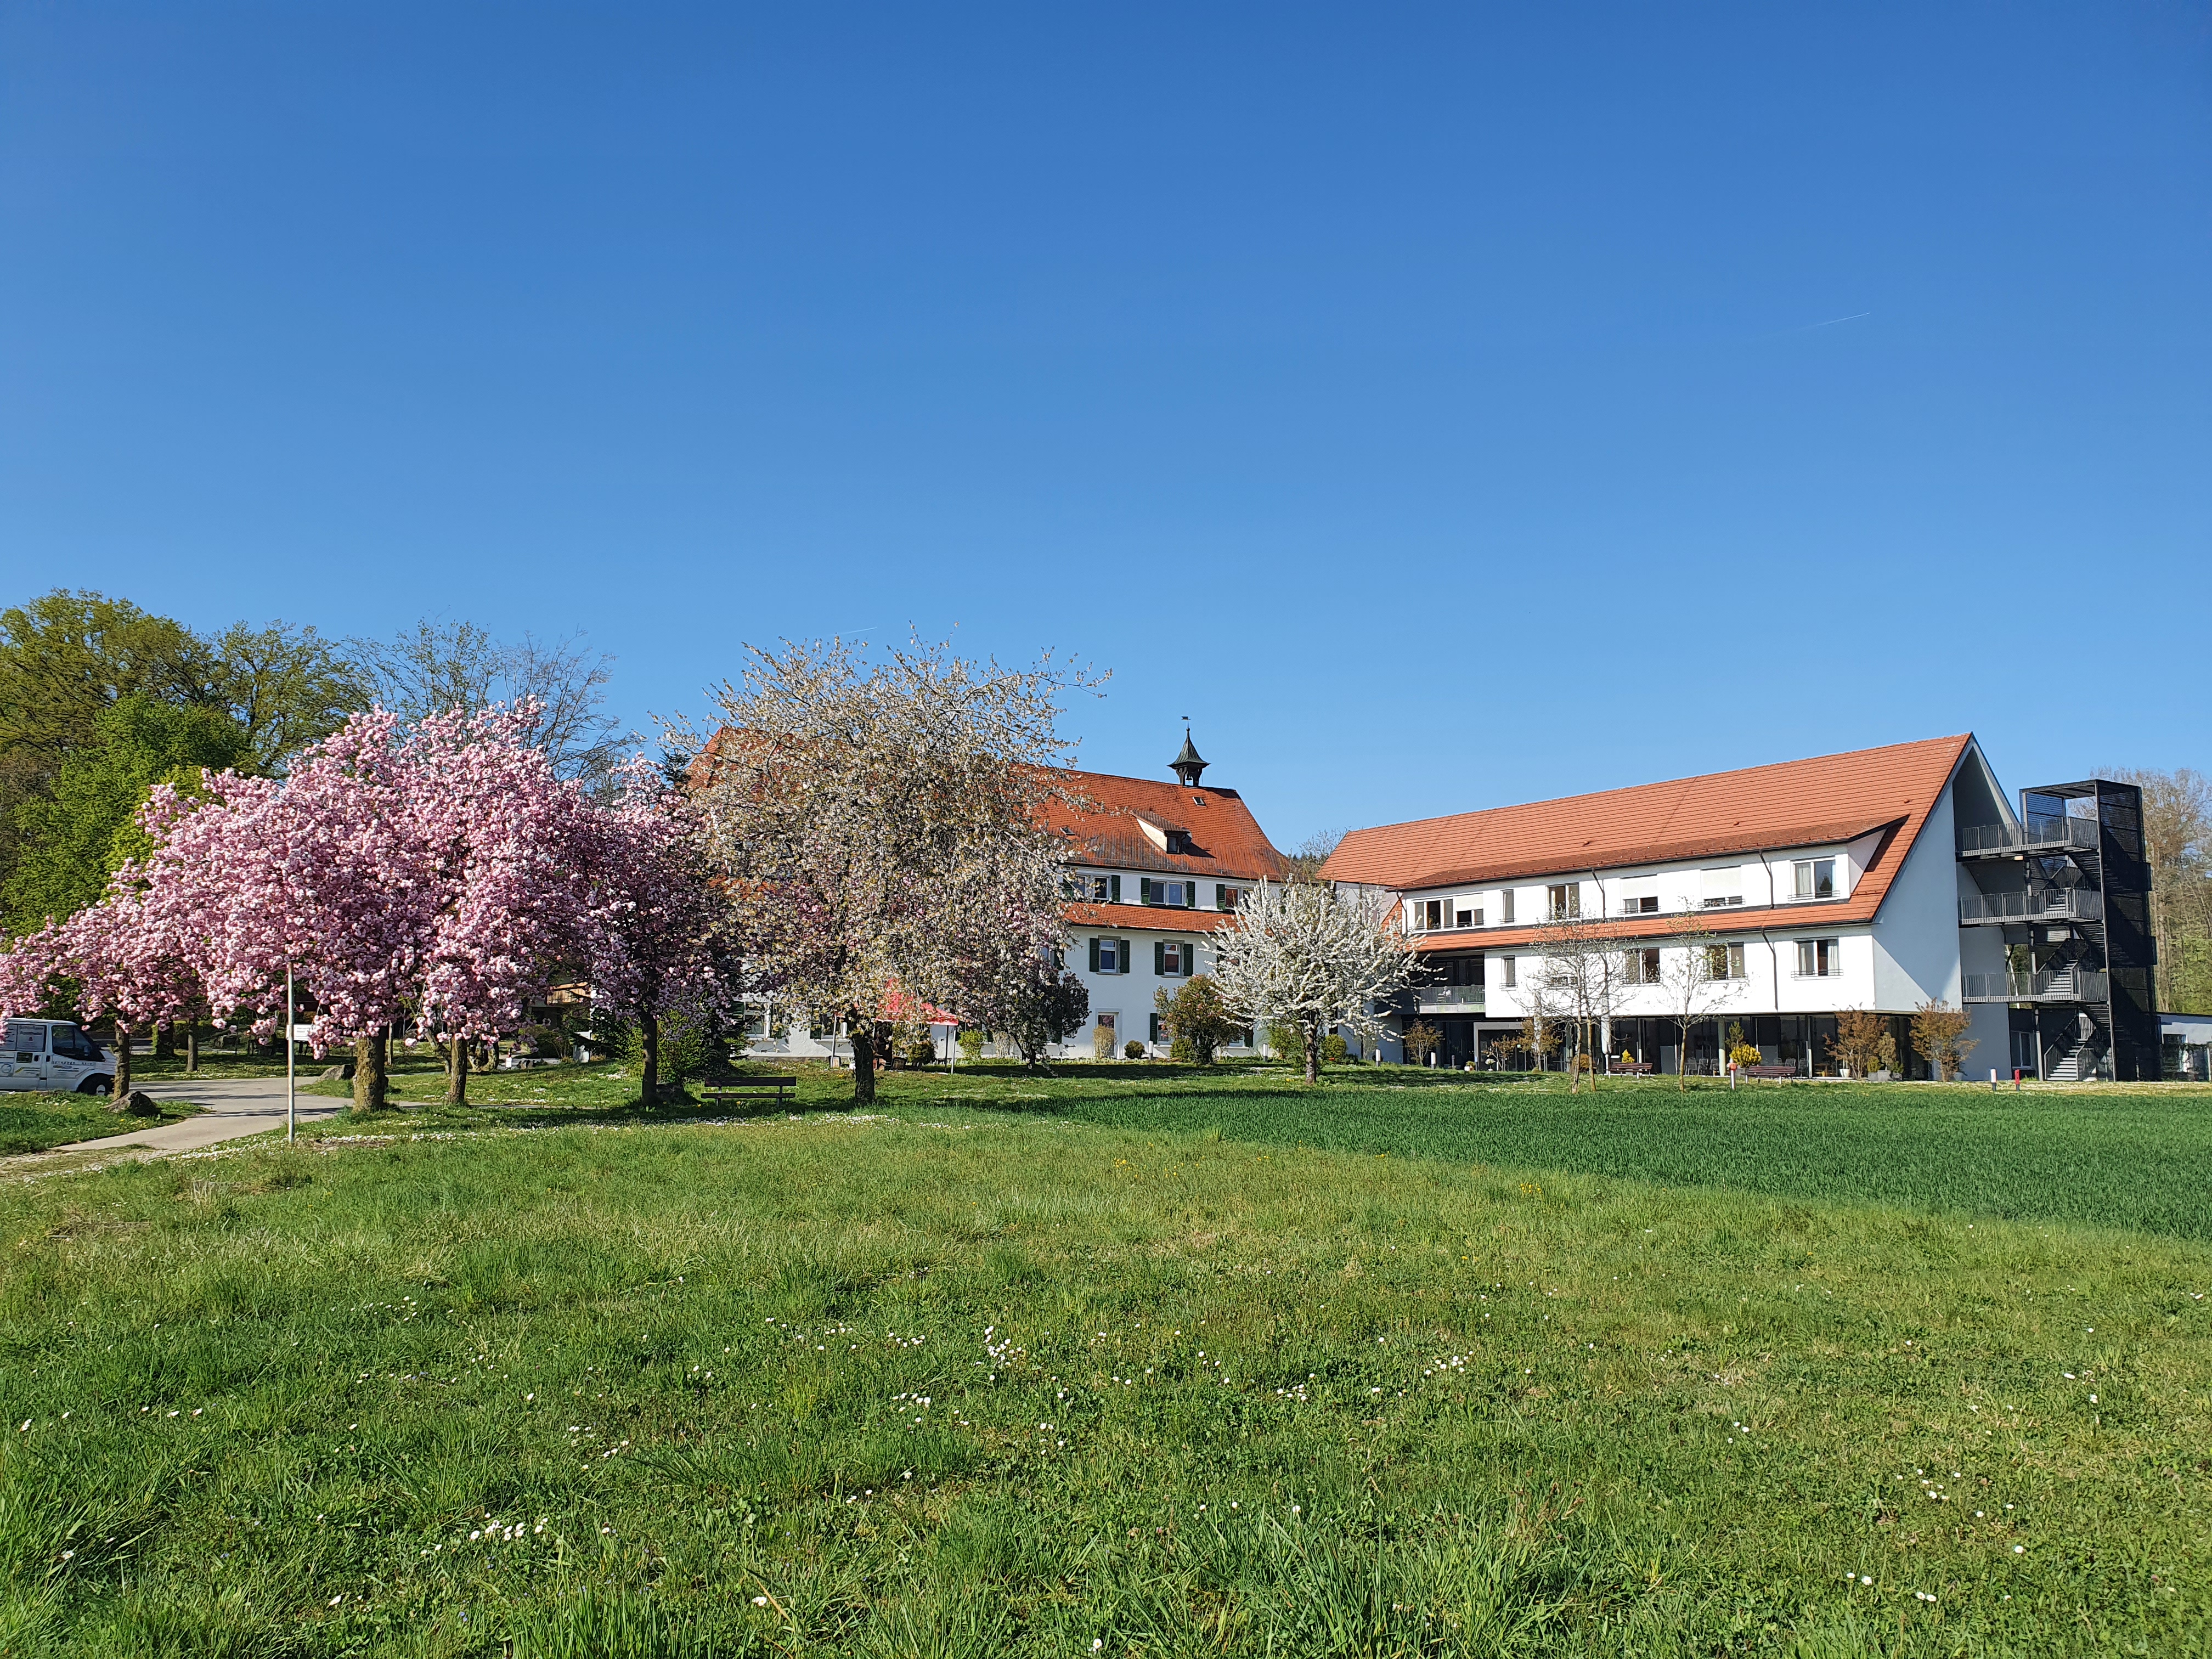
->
[22,1075,349,1171]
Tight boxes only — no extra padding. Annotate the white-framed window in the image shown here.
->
[1095,1011,1117,1036]
[1622,947,1661,984]
[1499,890,1516,925]
[1795,938,1842,978]
[1141,877,1193,908]
[1620,895,1659,916]
[1792,858,1837,901]
[1703,943,1748,980]
[1155,940,1194,977]
[1500,956,1517,988]
[1701,868,1744,908]
[1546,883,1579,920]
[1215,884,1246,910]
[1455,905,1478,928]
[1089,937,1133,975]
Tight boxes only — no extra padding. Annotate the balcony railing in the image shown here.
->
[1415,985,1486,1013]
[1962,968,2109,1003]
[1957,819,2098,856]
[1957,889,2104,926]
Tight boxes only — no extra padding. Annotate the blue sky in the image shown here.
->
[3,4,2207,846]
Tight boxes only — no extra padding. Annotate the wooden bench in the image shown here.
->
[1610,1061,1655,1076]
[699,1076,799,1111]
[1741,1063,1803,1080]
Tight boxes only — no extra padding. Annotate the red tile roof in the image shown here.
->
[1323,735,1975,936]
[1042,768,1291,883]
[1062,901,1235,935]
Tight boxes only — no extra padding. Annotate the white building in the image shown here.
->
[745,731,1294,1063]
[1044,733,1292,1058]
[1322,736,2159,1082]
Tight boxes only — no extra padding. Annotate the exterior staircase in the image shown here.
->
[2046,1041,2094,1082]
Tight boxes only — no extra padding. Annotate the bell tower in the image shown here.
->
[1170,719,1208,789]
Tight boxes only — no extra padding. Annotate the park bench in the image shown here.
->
[1610,1061,1654,1076]
[1741,1063,1802,1080]
[699,1076,799,1112]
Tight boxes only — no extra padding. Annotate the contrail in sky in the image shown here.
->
[1760,310,1874,340]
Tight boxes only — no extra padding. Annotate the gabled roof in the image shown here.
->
[1323,736,1976,932]
[1043,768,1291,883]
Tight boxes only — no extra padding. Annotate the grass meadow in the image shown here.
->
[0,1060,2207,1655]
[0,1093,201,1158]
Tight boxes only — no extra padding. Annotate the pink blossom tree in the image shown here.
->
[580,769,726,1102]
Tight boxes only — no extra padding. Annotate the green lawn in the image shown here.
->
[0,1092,202,1156]
[1,1063,2207,1655]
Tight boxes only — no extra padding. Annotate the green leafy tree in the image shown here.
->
[5,694,249,932]
[1153,974,1240,1065]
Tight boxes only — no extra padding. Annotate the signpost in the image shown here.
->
[285,967,295,1143]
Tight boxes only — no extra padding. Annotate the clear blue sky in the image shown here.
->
[3,4,2207,847]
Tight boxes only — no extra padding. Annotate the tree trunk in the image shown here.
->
[185,1025,199,1074]
[1302,1018,1320,1086]
[447,1035,467,1105]
[352,1029,388,1114]
[114,1022,133,1095]
[640,1008,661,1103]
[850,1020,877,1104]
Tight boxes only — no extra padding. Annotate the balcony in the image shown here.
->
[1957,818,2098,858]
[1416,985,1486,1014]
[1962,968,2109,1004]
[1957,889,2104,926]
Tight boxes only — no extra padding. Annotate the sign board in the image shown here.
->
[290,1024,315,1041]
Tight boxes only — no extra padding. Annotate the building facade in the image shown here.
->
[1322,736,2160,1082]
[743,732,1294,1063]
[1043,734,1293,1058]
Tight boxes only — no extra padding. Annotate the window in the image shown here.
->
[5,1022,46,1056]
[1499,890,1515,925]
[1096,1012,1116,1035]
[1622,947,1661,984]
[1422,899,1444,930]
[1621,895,1659,915]
[1216,884,1245,910]
[1141,877,1193,908]
[1455,907,1475,928]
[1792,858,1837,901]
[1703,943,1747,980]
[1086,873,1121,903]
[1165,830,1193,855]
[1500,956,1517,988]
[1088,937,1133,975]
[1546,883,1580,920]
[1155,940,1194,977]
[1701,868,1744,908]
[1795,938,1842,978]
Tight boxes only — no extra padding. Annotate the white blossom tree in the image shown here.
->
[678,636,1101,1104]
[1657,910,1743,1090]
[1208,881,1416,1084]
[1528,901,1636,1092]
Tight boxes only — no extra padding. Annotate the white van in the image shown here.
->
[1,1019,117,1095]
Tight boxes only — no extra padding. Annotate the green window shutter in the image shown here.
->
[1088,938,1100,974]
[1184,882,1195,908]
[1119,939,1132,974]
[1215,883,1226,909]
[1140,877,1153,905]
[1154,940,1165,976]
[1110,874,1121,902]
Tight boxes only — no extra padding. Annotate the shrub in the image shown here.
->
[1124,1040,1146,1061]
[1322,1033,1349,1065]
[1092,1024,1116,1060]
[1169,1035,1197,1063]
[957,1030,985,1063]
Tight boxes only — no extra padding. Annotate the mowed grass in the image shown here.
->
[1,1067,2209,1656]
[0,1093,201,1157]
